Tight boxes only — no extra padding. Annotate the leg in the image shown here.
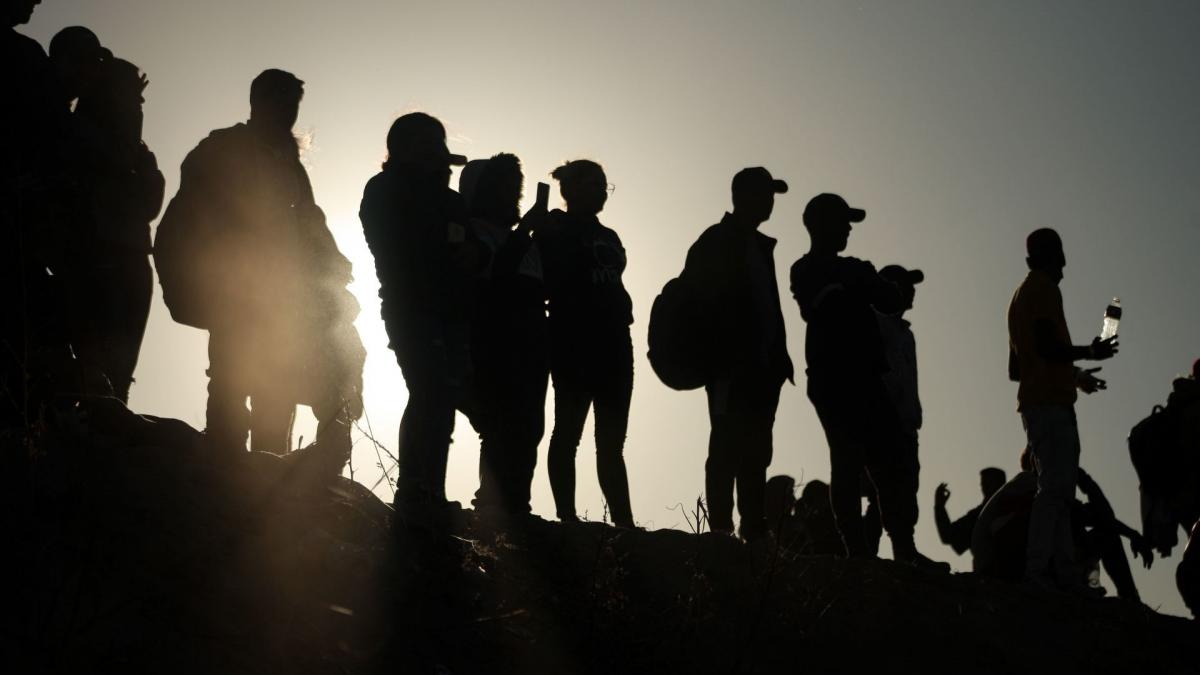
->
[732,375,781,542]
[205,329,251,453]
[1022,405,1081,583]
[100,255,153,403]
[547,375,592,521]
[392,317,463,510]
[705,380,738,535]
[593,355,634,527]
[248,393,295,455]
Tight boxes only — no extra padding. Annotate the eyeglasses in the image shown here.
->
[606,183,616,195]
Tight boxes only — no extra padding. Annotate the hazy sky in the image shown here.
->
[23,1,1200,615]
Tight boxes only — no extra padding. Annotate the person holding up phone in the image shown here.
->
[535,159,636,528]
[457,154,549,516]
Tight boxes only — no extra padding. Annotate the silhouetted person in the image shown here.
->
[1179,519,1200,617]
[860,264,934,558]
[934,468,1007,556]
[795,480,845,555]
[1007,227,1117,590]
[790,193,943,570]
[156,69,363,470]
[2,0,74,430]
[973,451,1148,600]
[536,160,635,527]
[1132,359,1200,558]
[682,167,793,541]
[457,154,549,516]
[359,112,474,520]
[62,53,164,402]
[48,26,108,108]
[764,474,800,542]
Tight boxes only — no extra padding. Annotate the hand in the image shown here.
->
[1076,367,1107,394]
[1130,534,1155,570]
[518,203,548,234]
[1090,336,1119,360]
[935,483,950,507]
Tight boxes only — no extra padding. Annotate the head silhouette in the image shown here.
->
[799,479,832,518]
[49,26,108,102]
[980,467,1007,501]
[4,0,40,27]
[803,193,866,254]
[552,159,607,216]
[75,56,146,144]
[878,265,924,313]
[764,475,797,527]
[249,69,304,132]
[384,112,466,186]
[1025,228,1066,281]
[465,153,523,229]
[731,167,787,227]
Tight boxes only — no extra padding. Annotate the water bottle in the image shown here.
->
[1100,297,1122,340]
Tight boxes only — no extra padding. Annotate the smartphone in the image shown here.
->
[536,181,550,209]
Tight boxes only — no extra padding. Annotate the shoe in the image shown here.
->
[895,548,952,574]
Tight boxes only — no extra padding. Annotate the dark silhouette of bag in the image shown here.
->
[1129,405,1180,495]
[647,276,707,391]
[152,193,217,329]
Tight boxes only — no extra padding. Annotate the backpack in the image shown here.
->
[1128,405,1181,496]
[152,193,215,330]
[647,275,708,391]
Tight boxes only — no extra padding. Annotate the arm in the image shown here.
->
[934,484,955,546]
[1033,319,1115,363]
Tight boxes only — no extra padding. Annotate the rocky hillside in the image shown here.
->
[4,400,1195,674]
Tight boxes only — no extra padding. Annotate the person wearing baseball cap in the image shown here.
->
[679,166,793,541]
[360,112,477,523]
[869,263,932,558]
[1007,227,1117,591]
[790,193,946,571]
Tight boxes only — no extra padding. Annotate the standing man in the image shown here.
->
[359,112,474,522]
[1007,227,1116,589]
[156,69,364,471]
[791,193,942,569]
[683,167,793,541]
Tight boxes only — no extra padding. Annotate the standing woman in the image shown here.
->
[535,160,635,527]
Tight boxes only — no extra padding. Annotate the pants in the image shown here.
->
[66,253,153,403]
[463,333,549,515]
[705,373,783,540]
[547,336,634,525]
[862,431,920,555]
[390,315,471,508]
[809,376,917,556]
[1021,404,1081,581]
[206,327,298,455]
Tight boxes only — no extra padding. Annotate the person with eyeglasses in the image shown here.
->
[535,159,636,528]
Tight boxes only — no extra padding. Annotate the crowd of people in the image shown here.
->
[3,0,1197,612]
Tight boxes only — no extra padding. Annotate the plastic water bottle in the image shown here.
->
[1100,297,1122,340]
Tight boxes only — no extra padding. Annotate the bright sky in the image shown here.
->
[24,1,1200,615]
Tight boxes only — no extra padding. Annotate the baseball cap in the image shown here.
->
[803,193,866,228]
[732,167,788,195]
[879,264,925,286]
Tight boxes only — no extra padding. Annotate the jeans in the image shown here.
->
[705,372,783,540]
[390,315,472,508]
[547,338,634,525]
[809,376,917,556]
[1021,404,1080,581]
